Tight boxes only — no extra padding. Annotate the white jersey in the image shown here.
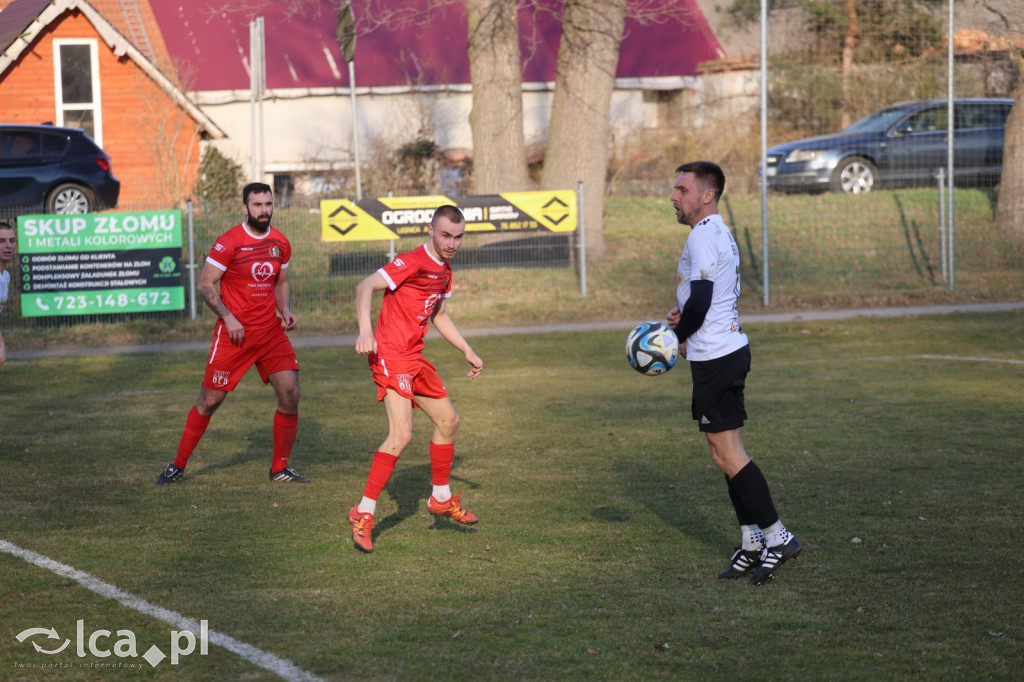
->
[0,269,9,313]
[676,213,749,361]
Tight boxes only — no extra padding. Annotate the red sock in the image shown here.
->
[174,406,211,469]
[271,410,299,473]
[429,442,455,486]
[363,451,399,500]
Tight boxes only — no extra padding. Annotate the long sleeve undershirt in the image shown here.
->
[674,279,713,342]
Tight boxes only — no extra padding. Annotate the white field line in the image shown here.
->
[0,539,324,682]
[909,354,1024,365]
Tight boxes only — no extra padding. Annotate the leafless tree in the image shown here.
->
[541,0,628,262]
[981,4,1024,240]
[466,0,532,194]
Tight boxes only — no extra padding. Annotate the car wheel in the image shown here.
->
[831,157,877,194]
[47,183,95,214]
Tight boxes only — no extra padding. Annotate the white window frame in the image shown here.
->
[52,38,103,146]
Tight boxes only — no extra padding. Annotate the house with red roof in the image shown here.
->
[0,0,224,209]
[147,0,725,198]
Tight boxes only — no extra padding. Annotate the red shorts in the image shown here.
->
[369,353,447,404]
[203,321,299,391]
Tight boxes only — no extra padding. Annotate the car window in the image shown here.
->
[2,130,41,157]
[40,132,68,155]
[845,107,915,133]
[955,104,1010,130]
[903,107,947,133]
[67,133,100,155]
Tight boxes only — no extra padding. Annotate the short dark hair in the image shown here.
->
[242,182,273,203]
[432,204,465,226]
[676,161,725,200]
[0,220,13,232]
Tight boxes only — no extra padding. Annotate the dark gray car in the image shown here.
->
[763,98,1014,194]
[0,124,120,215]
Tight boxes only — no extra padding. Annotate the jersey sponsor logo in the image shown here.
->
[212,370,231,387]
[214,243,225,252]
[393,257,406,270]
[251,262,275,282]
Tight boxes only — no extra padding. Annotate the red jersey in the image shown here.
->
[375,244,452,359]
[206,223,291,331]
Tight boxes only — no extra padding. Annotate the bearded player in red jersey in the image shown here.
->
[156,183,309,484]
[347,204,483,552]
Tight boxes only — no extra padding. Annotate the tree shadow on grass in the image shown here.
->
[613,459,733,553]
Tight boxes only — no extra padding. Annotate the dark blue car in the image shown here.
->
[764,98,1014,194]
[0,124,120,215]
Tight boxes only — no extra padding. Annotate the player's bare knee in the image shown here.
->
[389,434,413,453]
[435,410,459,441]
[196,388,225,416]
[387,424,414,451]
[278,386,300,412]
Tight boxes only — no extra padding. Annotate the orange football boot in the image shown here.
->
[348,506,375,552]
[427,493,479,525]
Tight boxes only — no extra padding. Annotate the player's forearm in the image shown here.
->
[199,285,232,318]
[432,313,470,353]
[275,281,291,315]
[355,279,375,335]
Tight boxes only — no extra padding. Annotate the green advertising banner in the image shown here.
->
[16,211,185,317]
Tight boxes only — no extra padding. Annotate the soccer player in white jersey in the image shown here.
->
[0,221,15,367]
[667,161,801,585]
[347,204,483,552]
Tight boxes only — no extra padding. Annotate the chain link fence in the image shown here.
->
[3,3,1022,337]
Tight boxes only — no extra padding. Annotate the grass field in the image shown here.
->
[2,310,1022,680]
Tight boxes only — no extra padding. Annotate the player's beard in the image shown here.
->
[246,212,272,233]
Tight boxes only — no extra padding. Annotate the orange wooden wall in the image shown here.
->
[0,9,205,210]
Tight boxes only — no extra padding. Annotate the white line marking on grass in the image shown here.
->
[910,354,1024,365]
[0,539,324,682]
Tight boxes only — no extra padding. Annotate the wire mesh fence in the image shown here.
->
[0,199,584,334]
[2,2,1022,337]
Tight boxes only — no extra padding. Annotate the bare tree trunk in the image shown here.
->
[541,0,627,262]
[839,0,859,129]
[995,55,1024,241]
[467,0,532,194]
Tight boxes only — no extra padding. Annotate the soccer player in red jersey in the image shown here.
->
[347,204,483,552]
[156,183,309,484]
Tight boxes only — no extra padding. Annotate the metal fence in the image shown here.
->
[2,185,1020,338]
[4,3,1023,334]
[1,197,585,334]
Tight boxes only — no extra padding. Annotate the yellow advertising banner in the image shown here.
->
[320,190,577,242]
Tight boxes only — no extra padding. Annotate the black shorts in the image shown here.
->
[689,345,750,433]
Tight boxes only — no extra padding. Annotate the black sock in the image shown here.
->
[725,473,756,526]
[728,460,779,529]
